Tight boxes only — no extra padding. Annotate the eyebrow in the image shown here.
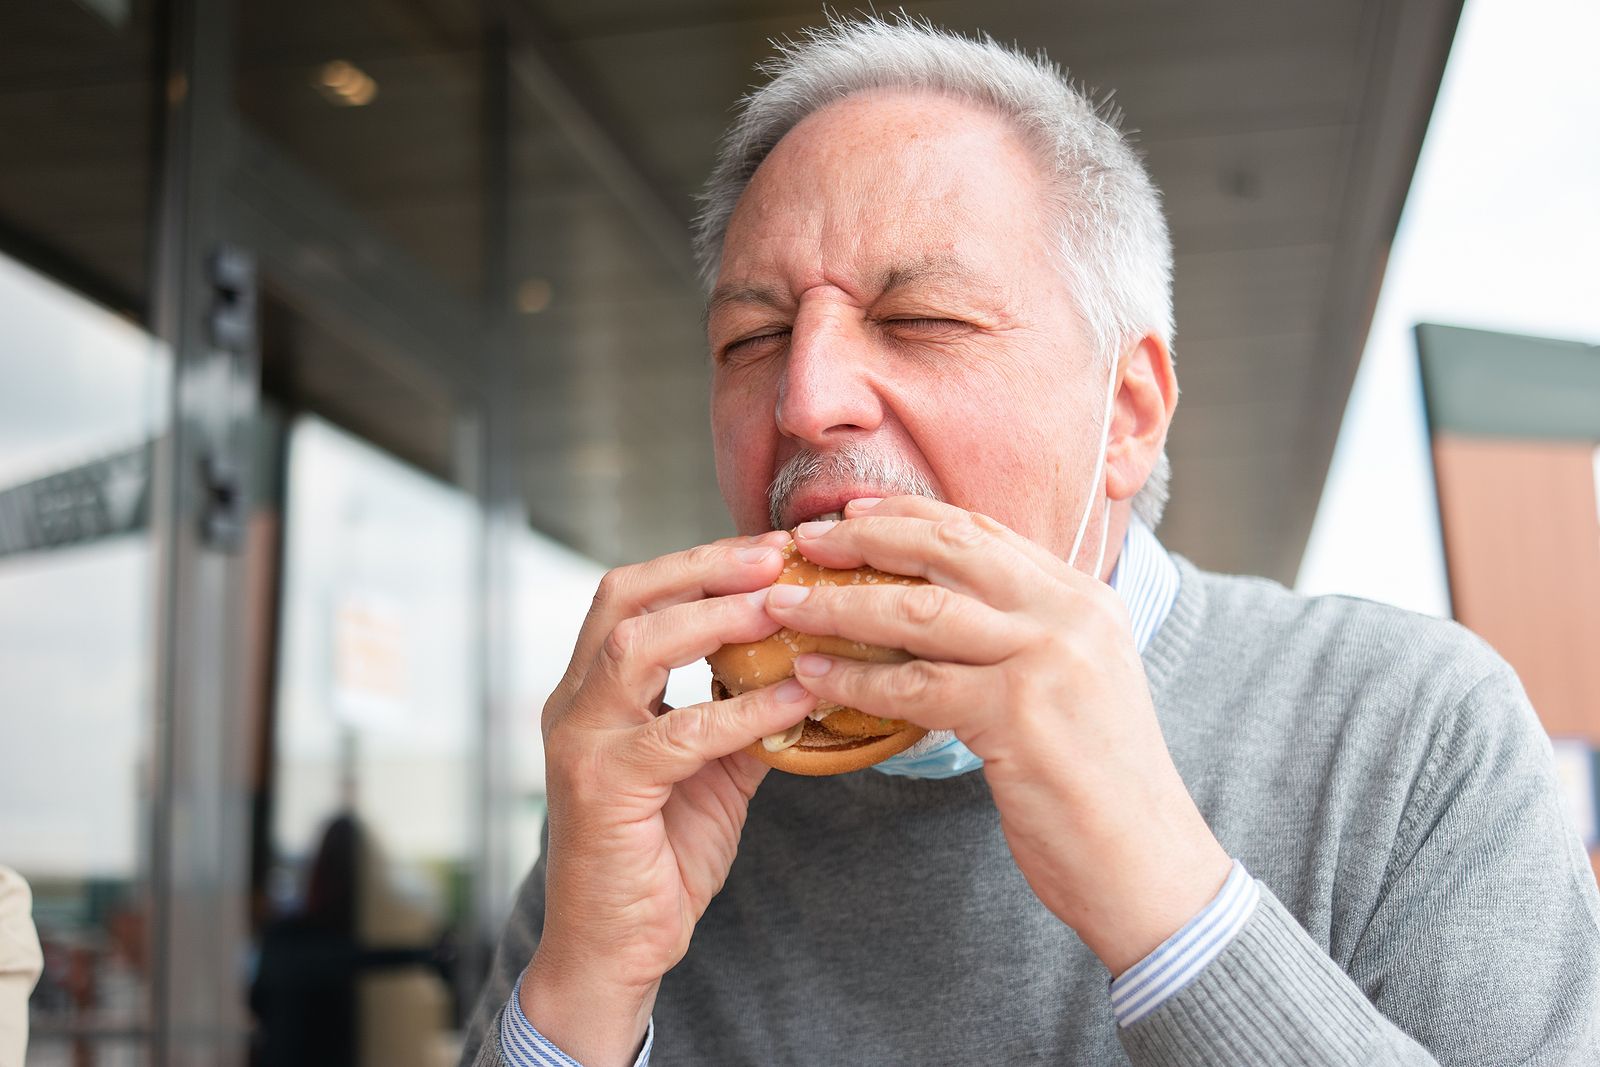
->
[705,283,790,322]
[706,254,994,321]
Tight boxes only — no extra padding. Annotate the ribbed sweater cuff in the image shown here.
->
[1118,885,1422,1067]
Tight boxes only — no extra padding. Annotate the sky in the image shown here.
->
[1295,0,1600,613]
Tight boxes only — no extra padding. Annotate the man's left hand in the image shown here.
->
[767,495,1232,976]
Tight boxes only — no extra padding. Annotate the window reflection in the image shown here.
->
[255,416,474,1065]
[0,252,166,1055]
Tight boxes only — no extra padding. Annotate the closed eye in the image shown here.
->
[719,329,790,362]
[880,317,973,339]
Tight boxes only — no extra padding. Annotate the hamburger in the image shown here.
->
[707,522,928,775]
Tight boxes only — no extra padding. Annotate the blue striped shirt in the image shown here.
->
[1107,514,1180,652]
[501,970,655,1067]
[500,517,1259,1063]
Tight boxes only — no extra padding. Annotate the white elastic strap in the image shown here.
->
[1091,497,1112,580]
[1068,350,1120,573]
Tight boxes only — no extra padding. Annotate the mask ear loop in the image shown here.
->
[1068,347,1121,574]
[1091,498,1112,579]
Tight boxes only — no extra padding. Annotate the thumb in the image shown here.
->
[626,678,817,785]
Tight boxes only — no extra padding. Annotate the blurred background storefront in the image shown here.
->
[0,0,1593,1064]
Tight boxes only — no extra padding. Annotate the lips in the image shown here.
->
[781,487,894,531]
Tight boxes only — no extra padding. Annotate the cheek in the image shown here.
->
[902,367,1083,533]
[711,384,777,530]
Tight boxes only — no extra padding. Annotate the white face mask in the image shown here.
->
[872,350,1119,780]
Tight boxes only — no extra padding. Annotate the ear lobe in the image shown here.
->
[1104,333,1177,503]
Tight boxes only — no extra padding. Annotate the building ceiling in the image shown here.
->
[0,0,1464,584]
[498,0,1462,582]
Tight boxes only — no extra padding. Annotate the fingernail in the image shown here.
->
[848,497,882,511]
[767,584,809,607]
[745,588,771,607]
[794,653,832,678]
[795,519,837,539]
[737,546,777,563]
[775,678,809,703]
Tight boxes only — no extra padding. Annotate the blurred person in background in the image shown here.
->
[0,865,42,1067]
[252,814,453,1067]
[460,16,1600,1067]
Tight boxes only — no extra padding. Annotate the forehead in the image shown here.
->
[717,90,1055,295]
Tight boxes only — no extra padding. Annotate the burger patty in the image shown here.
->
[808,706,912,739]
[710,679,908,749]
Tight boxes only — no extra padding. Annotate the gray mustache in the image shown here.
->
[767,443,940,530]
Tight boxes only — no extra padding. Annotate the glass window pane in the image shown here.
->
[0,253,167,1045]
[254,415,476,1063]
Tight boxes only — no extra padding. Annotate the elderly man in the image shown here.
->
[462,18,1600,1067]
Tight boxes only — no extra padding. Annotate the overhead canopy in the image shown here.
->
[0,0,1465,583]
[498,0,1463,581]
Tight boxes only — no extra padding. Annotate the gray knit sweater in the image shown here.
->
[463,556,1600,1065]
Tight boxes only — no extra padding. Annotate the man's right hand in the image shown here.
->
[519,530,817,1067]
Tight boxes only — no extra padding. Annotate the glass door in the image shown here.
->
[0,256,168,1065]
[229,2,498,1054]
[0,2,166,1061]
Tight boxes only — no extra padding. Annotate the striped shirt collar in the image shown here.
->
[1107,516,1181,655]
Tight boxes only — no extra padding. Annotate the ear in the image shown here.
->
[1105,332,1177,502]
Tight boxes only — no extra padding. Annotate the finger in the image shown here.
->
[762,581,1021,664]
[790,653,985,735]
[618,678,819,786]
[565,532,791,684]
[846,496,1077,581]
[793,512,1044,610]
[581,589,785,726]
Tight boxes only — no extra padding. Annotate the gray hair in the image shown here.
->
[693,15,1175,528]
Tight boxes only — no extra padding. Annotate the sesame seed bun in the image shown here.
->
[706,540,928,776]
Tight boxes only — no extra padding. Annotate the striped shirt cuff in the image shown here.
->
[1108,858,1261,1028]
[500,969,655,1067]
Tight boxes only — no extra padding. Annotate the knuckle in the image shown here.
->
[899,583,949,627]
[970,511,1009,536]
[540,688,568,741]
[653,705,711,758]
[1006,657,1055,711]
[599,616,643,671]
[592,566,631,614]
[895,658,943,704]
[1084,584,1129,630]
[1040,623,1089,667]
[935,515,985,549]
[685,543,722,572]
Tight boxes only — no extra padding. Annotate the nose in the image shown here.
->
[774,299,885,446]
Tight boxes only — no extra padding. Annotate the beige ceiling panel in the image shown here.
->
[1172,243,1332,342]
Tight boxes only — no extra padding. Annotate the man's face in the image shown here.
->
[707,90,1109,561]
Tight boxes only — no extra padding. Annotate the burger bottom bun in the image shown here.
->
[745,724,928,776]
[711,678,927,776]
